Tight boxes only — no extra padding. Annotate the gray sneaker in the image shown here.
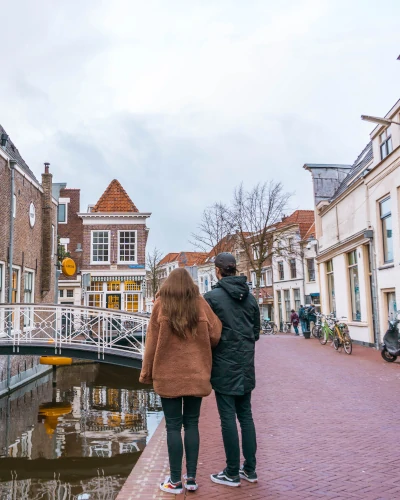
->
[239,466,258,483]
[210,469,241,487]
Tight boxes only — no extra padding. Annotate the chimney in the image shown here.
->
[41,163,53,295]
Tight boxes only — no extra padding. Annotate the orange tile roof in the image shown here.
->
[277,210,315,239]
[303,222,315,241]
[159,252,208,267]
[92,179,139,213]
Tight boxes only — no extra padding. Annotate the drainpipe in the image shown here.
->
[365,230,380,349]
[7,159,17,391]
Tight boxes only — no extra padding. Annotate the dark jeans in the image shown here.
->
[161,396,202,483]
[300,319,308,333]
[293,324,299,335]
[215,391,257,477]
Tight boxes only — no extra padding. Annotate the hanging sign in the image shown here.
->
[61,257,76,276]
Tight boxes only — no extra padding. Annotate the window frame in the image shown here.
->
[290,259,297,279]
[58,203,67,224]
[294,288,301,311]
[278,261,284,281]
[23,270,34,304]
[118,230,137,264]
[348,250,361,322]
[284,289,291,322]
[326,259,336,315]
[266,268,272,286]
[307,258,316,282]
[379,127,393,161]
[380,197,393,263]
[91,230,111,264]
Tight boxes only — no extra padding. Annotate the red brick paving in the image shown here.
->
[117,335,400,499]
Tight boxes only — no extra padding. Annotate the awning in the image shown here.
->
[310,292,320,297]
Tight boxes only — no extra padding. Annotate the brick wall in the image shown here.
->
[82,223,147,270]
[58,188,83,279]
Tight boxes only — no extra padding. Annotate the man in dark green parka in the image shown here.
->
[204,252,260,487]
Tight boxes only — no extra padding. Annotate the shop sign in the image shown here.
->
[61,257,76,276]
[92,275,144,282]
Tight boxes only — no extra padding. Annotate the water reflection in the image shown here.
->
[0,363,163,499]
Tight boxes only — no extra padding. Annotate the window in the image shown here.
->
[290,259,296,279]
[91,231,110,263]
[294,289,301,311]
[277,291,283,327]
[253,245,260,260]
[59,289,64,297]
[58,203,66,223]
[23,272,34,303]
[386,291,397,320]
[125,281,141,291]
[278,262,284,281]
[67,290,74,298]
[88,294,102,307]
[380,197,393,263]
[326,260,335,315]
[284,290,290,322]
[11,269,19,303]
[348,250,361,321]
[288,238,294,252]
[125,294,139,312]
[266,268,272,286]
[118,231,137,263]
[379,127,393,160]
[307,259,316,282]
[107,282,120,292]
[88,281,103,292]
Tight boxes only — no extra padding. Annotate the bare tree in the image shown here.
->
[232,181,293,304]
[190,202,236,255]
[146,247,163,300]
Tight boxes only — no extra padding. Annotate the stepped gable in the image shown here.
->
[92,179,139,212]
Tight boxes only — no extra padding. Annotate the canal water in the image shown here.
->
[0,363,163,499]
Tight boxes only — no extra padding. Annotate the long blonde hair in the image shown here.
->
[159,268,199,338]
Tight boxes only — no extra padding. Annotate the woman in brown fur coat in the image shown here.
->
[139,268,222,495]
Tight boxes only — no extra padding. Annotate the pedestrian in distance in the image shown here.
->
[139,268,222,495]
[307,303,317,331]
[298,304,307,335]
[204,252,259,488]
[290,309,300,335]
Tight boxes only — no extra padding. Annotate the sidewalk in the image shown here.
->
[118,335,400,499]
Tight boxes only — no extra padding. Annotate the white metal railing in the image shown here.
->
[0,304,149,360]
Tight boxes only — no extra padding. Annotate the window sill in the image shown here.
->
[378,263,394,270]
[347,321,368,327]
[90,262,111,265]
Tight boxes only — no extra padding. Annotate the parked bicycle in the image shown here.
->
[319,313,335,346]
[262,319,278,335]
[281,321,291,333]
[333,317,352,354]
[311,312,323,338]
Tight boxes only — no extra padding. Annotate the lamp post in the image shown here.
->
[361,115,400,126]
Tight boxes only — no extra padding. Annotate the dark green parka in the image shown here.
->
[204,276,260,396]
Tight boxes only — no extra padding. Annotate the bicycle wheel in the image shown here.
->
[312,325,321,338]
[319,329,328,345]
[343,333,352,355]
[264,325,272,335]
[272,323,278,334]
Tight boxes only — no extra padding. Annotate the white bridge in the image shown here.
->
[0,304,149,368]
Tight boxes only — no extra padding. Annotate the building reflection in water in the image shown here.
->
[0,363,163,499]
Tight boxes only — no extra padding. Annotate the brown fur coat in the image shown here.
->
[139,296,222,398]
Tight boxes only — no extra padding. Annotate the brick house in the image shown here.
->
[52,184,83,306]
[79,179,150,313]
[0,125,57,394]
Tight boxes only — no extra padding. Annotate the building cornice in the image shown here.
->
[79,212,151,225]
[316,229,368,262]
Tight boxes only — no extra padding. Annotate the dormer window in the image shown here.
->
[379,127,393,160]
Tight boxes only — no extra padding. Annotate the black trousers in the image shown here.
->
[161,396,202,483]
[215,391,257,477]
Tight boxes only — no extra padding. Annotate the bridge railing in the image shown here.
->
[0,304,150,359]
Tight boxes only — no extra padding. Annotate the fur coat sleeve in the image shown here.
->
[139,300,161,384]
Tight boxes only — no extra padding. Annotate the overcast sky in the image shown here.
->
[1,0,399,254]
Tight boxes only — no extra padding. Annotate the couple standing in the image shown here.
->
[140,252,259,494]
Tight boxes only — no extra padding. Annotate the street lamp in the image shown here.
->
[361,115,400,126]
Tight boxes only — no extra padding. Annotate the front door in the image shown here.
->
[106,294,121,310]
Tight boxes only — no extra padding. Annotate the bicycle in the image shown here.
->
[331,317,352,355]
[281,321,291,333]
[311,312,323,338]
[319,314,335,345]
[262,319,277,335]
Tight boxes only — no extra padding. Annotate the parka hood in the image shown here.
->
[215,276,250,301]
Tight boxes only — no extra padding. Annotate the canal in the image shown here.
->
[0,362,163,499]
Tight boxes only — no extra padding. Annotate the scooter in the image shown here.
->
[381,313,400,362]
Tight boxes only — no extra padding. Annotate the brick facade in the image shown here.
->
[58,188,83,279]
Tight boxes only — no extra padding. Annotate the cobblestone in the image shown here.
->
[118,335,400,499]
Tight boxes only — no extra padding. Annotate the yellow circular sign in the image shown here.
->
[61,257,76,276]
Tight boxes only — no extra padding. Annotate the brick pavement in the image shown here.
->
[118,335,400,499]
